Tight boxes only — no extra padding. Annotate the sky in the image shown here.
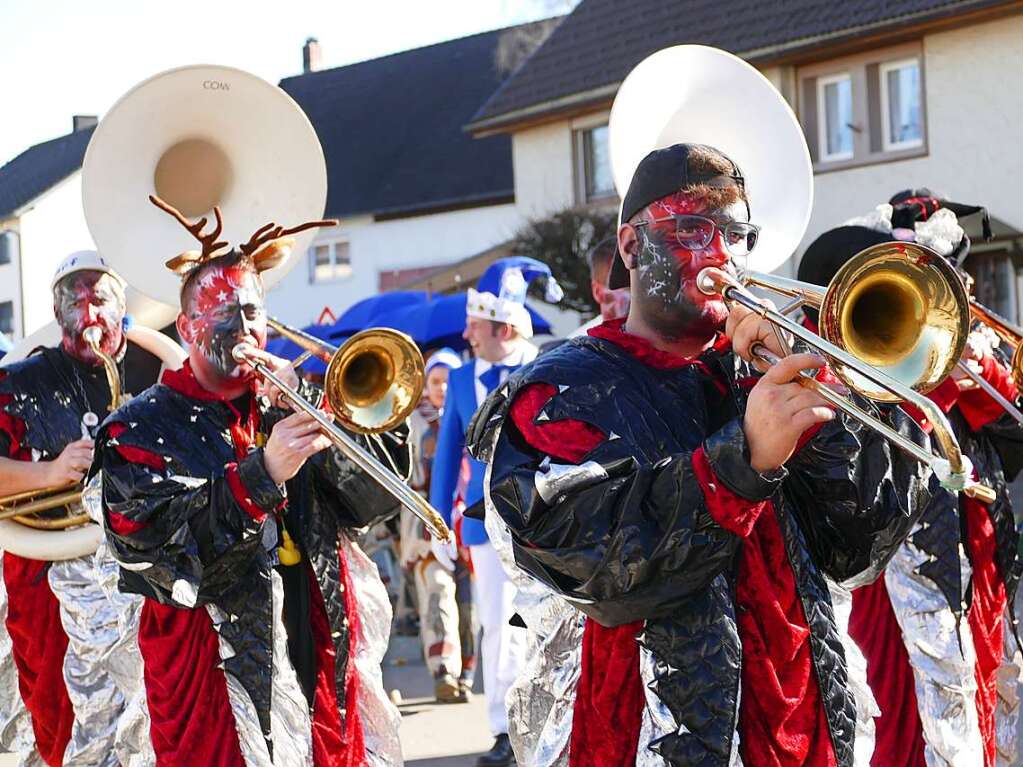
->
[0,0,576,165]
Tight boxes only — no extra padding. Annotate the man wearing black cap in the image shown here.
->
[465,144,932,765]
[800,195,1023,767]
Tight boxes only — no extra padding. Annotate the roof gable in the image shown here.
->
[0,127,94,219]
[280,21,554,219]
[468,0,1015,132]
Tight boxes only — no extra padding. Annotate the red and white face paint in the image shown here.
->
[54,271,126,365]
[631,192,745,342]
[183,264,267,386]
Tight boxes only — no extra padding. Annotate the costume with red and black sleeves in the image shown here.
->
[847,349,1023,767]
[96,360,407,767]
[466,318,932,767]
[0,344,160,767]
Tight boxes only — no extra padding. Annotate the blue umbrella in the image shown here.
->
[331,291,430,337]
[336,293,552,352]
[265,323,340,375]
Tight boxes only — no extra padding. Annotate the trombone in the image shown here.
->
[697,242,995,502]
[233,318,453,542]
[954,299,1023,426]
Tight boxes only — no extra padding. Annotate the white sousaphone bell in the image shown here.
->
[607,44,814,274]
[82,64,329,307]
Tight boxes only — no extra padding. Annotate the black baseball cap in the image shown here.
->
[608,143,746,290]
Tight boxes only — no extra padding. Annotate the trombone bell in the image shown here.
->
[819,242,969,403]
[326,329,424,434]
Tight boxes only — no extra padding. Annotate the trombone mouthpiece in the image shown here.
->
[82,326,103,347]
[697,268,726,296]
[232,344,254,363]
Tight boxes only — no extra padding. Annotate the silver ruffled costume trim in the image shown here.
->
[827,580,878,767]
[996,619,1021,766]
[209,567,313,767]
[884,534,985,765]
[342,536,403,767]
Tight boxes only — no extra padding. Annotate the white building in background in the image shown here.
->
[467,0,1023,320]
[0,20,579,343]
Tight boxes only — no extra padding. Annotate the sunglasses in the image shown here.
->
[633,214,760,257]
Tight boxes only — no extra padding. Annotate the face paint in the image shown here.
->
[593,283,631,321]
[185,264,267,385]
[55,272,126,365]
[630,193,745,342]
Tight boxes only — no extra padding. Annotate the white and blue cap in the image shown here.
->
[466,257,563,339]
[425,347,462,375]
[50,250,126,292]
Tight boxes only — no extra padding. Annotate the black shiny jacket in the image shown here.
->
[468,335,932,766]
[95,374,408,747]
[0,346,129,456]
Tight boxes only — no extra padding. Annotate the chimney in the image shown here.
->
[72,115,98,132]
[303,38,321,74]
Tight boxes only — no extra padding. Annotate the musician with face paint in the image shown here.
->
[95,199,409,766]
[0,251,163,767]
[466,144,934,765]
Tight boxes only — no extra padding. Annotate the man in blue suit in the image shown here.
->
[429,257,562,767]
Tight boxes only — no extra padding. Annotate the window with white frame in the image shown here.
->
[880,58,923,151]
[308,240,351,283]
[0,301,12,335]
[575,124,615,202]
[817,74,854,162]
[798,45,927,169]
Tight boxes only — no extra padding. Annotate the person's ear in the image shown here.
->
[175,312,194,344]
[618,223,639,270]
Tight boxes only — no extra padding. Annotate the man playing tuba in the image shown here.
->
[0,251,162,766]
[95,199,407,766]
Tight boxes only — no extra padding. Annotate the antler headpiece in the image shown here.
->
[149,194,338,278]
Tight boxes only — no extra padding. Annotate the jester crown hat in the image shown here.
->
[466,257,564,339]
[842,188,991,267]
[149,195,337,280]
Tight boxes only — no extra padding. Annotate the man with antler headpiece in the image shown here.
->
[95,198,408,766]
[0,251,164,767]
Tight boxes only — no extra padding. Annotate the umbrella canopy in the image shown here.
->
[331,291,430,337]
[331,293,552,352]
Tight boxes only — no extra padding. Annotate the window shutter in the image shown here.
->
[801,77,819,163]
[866,63,883,154]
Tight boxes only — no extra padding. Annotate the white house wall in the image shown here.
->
[803,15,1023,267]
[511,122,577,219]
[268,203,525,327]
[15,172,93,338]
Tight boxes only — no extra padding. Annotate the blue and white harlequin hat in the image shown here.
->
[50,250,126,291]
[466,257,563,339]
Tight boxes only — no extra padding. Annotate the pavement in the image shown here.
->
[0,634,497,766]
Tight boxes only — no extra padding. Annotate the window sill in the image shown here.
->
[813,145,928,174]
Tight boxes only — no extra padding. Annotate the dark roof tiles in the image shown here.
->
[470,0,1012,128]
[0,127,95,219]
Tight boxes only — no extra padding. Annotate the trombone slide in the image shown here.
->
[236,349,453,542]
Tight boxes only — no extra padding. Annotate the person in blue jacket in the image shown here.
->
[429,257,562,767]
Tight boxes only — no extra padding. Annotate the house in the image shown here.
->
[467,0,1023,319]
[272,22,569,329]
[0,118,96,339]
[0,20,577,342]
